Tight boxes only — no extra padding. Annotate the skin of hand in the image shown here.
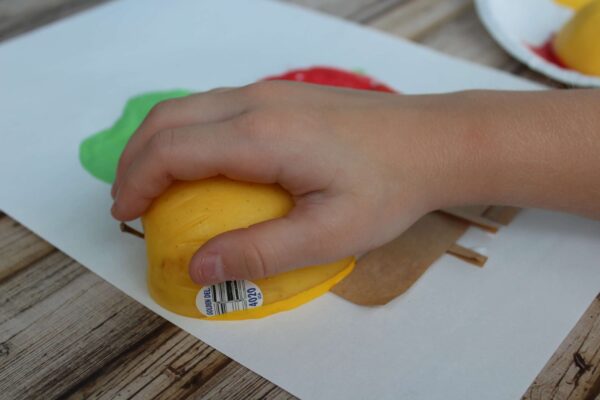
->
[110,81,600,285]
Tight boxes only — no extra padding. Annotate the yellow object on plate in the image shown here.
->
[553,0,600,76]
[555,0,594,10]
[142,177,355,320]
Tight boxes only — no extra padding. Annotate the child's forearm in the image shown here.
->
[446,89,600,218]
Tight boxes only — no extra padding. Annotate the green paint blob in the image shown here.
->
[80,89,191,184]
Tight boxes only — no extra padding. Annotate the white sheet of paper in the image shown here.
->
[1,1,599,398]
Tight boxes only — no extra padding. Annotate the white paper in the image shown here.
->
[1,1,600,399]
[476,0,600,87]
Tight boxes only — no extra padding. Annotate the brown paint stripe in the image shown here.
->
[439,208,501,233]
[447,243,487,267]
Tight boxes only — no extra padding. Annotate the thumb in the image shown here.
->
[188,200,353,285]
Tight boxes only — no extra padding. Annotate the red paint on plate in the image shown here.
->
[528,37,569,69]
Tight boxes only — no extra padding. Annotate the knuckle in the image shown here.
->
[125,174,148,199]
[149,128,176,162]
[241,240,274,280]
[120,163,154,200]
[233,111,276,141]
[145,99,176,125]
[242,80,285,102]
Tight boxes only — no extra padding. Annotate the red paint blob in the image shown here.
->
[528,37,569,70]
[263,66,397,93]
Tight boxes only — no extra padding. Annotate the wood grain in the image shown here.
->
[186,361,296,400]
[64,325,232,400]
[0,250,166,399]
[280,0,407,22]
[370,0,472,40]
[0,0,111,42]
[524,294,600,400]
[370,2,562,88]
[0,215,54,282]
[0,252,84,328]
[416,5,518,69]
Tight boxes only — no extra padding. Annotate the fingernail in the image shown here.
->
[191,253,226,284]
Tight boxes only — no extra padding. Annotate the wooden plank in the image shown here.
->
[0,0,111,42]
[524,294,600,399]
[369,0,472,40]
[283,0,407,22]
[371,3,564,88]
[0,252,84,326]
[0,215,54,282]
[0,254,166,399]
[417,5,518,69]
[347,0,410,24]
[414,5,565,88]
[187,361,296,400]
[64,324,231,400]
[0,0,405,40]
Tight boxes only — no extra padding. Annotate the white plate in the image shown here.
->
[476,0,600,87]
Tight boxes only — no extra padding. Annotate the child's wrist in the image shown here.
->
[417,90,502,211]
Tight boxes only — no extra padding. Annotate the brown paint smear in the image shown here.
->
[331,206,518,306]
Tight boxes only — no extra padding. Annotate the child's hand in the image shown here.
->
[110,83,600,285]
[110,81,473,284]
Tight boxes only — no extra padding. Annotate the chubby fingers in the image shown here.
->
[111,87,245,198]
[111,116,283,221]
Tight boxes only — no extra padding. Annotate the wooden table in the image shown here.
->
[1,1,599,399]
